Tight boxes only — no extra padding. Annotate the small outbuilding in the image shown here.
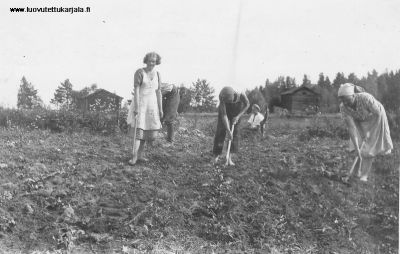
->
[76,88,123,116]
[280,86,320,114]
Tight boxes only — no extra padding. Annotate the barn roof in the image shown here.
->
[82,89,123,99]
[280,86,319,96]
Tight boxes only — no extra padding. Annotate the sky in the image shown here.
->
[1,0,400,107]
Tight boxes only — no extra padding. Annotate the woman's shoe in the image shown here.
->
[128,159,137,166]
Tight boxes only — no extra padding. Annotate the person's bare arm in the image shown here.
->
[344,115,362,159]
[156,72,163,119]
[219,101,233,139]
[232,92,250,124]
[134,86,139,116]
[133,70,142,115]
[364,94,380,124]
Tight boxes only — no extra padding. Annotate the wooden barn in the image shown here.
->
[76,89,123,115]
[280,86,320,114]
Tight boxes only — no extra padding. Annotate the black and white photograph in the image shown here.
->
[0,0,399,253]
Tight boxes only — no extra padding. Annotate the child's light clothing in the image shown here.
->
[247,112,264,128]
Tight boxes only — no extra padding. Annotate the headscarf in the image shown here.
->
[338,83,355,97]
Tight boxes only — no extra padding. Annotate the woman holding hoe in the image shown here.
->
[338,83,393,182]
[128,52,163,165]
[213,86,249,166]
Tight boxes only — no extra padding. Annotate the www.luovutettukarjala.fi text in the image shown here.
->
[10,7,91,14]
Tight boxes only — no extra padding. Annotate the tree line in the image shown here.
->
[245,70,400,114]
[17,77,100,110]
[16,77,219,113]
[16,69,400,115]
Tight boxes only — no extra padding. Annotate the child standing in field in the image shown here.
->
[213,86,249,165]
[128,52,163,165]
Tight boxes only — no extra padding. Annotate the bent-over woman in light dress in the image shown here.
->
[338,83,393,181]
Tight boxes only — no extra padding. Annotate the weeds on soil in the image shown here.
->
[0,113,398,253]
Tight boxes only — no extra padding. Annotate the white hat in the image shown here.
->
[338,83,355,97]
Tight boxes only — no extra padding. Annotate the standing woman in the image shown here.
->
[129,52,163,165]
[213,86,249,165]
[338,83,393,181]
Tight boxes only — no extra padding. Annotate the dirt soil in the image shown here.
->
[0,116,398,253]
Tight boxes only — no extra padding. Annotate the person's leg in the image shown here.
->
[228,120,240,165]
[139,130,159,161]
[360,157,374,181]
[355,158,362,177]
[129,138,142,165]
[163,87,180,143]
[227,154,235,166]
[253,127,260,143]
[260,119,266,137]
[162,95,169,141]
[166,122,174,142]
[213,114,226,163]
[137,140,147,161]
[162,95,167,122]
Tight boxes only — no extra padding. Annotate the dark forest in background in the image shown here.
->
[8,69,400,138]
[245,70,400,115]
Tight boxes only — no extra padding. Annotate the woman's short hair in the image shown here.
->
[143,52,161,65]
[220,86,235,102]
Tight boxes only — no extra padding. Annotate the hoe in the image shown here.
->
[225,124,235,166]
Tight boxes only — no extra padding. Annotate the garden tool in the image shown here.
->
[132,114,138,157]
[225,124,235,166]
[348,139,366,177]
